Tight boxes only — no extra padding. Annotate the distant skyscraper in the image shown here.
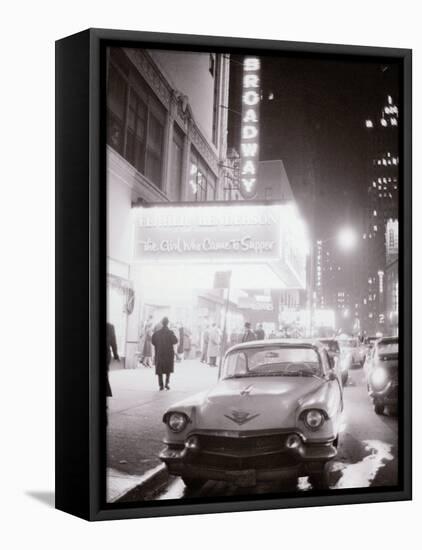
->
[362,94,399,334]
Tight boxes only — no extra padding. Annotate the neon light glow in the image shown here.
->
[240,57,261,199]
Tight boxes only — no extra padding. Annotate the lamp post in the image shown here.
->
[309,227,358,337]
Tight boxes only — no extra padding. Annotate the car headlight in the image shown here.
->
[371,367,388,389]
[302,409,325,430]
[166,412,189,433]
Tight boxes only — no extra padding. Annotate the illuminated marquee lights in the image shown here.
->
[239,57,260,199]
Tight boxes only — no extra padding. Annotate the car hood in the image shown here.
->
[171,376,332,431]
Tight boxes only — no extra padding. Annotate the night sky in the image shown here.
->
[228,53,400,242]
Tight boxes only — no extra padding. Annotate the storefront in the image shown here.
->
[120,201,309,368]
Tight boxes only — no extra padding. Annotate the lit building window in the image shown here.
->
[391,118,398,126]
[188,149,217,201]
[365,120,373,128]
[381,118,387,127]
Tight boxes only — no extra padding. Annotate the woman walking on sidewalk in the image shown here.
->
[140,316,154,367]
[151,317,178,390]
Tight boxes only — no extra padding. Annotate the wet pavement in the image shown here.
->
[107,359,219,501]
[154,368,398,500]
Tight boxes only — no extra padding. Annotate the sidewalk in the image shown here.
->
[107,359,219,502]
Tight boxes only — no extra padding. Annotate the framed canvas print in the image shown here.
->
[55,28,412,521]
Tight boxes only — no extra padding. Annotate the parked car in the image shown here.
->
[338,337,362,368]
[361,335,380,365]
[160,339,343,490]
[319,338,348,386]
[364,336,398,415]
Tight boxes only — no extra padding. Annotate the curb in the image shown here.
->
[114,464,169,503]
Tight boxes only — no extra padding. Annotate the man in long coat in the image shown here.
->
[242,322,257,343]
[151,317,178,390]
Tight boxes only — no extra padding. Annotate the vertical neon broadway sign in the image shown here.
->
[239,57,261,199]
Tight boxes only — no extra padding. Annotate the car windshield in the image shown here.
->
[222,346,323,379]
[320,340,339,353]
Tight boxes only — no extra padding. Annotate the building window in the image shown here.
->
[188,149,217,202]
[107,49,166,189]
[169,124,184,201]
[126,90,147,173]
[107,63,127,155]
[145,108,165,186]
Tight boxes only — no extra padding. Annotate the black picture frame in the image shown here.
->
[55,28,412,521]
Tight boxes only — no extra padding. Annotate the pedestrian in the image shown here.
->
[255,323,265,340]
[208,323,221,366]
[140,315,153,367]
[106,322,120,397]
[183,327,192,359]
[177,324,185,362]
[201,325,210,363]
[151,317,178,390]
[242,322,257,343]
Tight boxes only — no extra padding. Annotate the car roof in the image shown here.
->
[376,336,398,345]
[226,338,326,353]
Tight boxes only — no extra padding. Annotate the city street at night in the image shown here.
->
[108,361,398,502]
[105,46,402,503]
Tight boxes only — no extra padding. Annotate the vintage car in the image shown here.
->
[338,336,362,368]
[361,335,380,365]
[318,338,349,386]
[364,336,398,415]
[159,339,344,490]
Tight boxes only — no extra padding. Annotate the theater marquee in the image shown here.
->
[133,204,281,262]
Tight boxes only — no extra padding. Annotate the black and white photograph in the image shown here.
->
[105,44,404,506]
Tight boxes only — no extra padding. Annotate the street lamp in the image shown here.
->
[337,227,358,251]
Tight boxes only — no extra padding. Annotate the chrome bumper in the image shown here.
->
[159,439,337,485]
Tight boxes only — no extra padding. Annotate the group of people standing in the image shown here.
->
[107,317,269,394]
[241,322,266,342]
[200,322,267,366]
